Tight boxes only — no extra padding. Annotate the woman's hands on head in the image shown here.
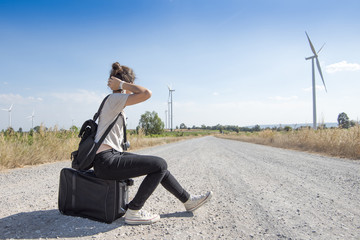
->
[108,76,124,91]
[107,75,151,106]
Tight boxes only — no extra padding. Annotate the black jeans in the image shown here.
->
[93,149,190,210]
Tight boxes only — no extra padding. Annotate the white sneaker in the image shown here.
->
[124,209,160,225]
[184,191,213,212]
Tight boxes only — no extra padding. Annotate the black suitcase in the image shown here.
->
[58,168,133,223]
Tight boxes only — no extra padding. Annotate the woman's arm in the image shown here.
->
[108,76,152,106]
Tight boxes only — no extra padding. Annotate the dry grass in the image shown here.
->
[0,127,197,170]
[128,135,194,151]
[4,125,358,170]
[216,126,360,159]
[0,126,78,169]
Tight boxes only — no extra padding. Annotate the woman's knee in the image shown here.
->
[152,156,168,172]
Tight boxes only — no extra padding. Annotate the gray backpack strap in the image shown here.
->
[96,112,122,147]
[94,95,128,151]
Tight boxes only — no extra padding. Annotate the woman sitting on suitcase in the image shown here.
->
[94,62,212,225]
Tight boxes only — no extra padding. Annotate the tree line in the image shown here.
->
[2,111,357,135]
[137,111,358,136]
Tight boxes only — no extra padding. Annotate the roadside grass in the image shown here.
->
[5,124,358,169]
[0,127,214,170]
[216,126,360,160]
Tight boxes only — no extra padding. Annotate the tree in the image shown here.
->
[138,111,164,135]
[33,126,41,133]
[180,123,187,129]
[5,127,14,135]
[337,112,350,129]
[70,125,79,133]
[235,126,239,133]
[350,120,357,127]
[284,126,293,132]
[252,125,261,132]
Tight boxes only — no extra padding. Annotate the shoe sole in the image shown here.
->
[125,215,160,225]
[186,191,213,212]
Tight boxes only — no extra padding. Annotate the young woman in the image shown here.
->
[93,62,212,225]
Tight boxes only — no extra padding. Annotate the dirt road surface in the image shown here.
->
[1,136,359,239]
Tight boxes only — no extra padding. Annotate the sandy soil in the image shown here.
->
[0,136,359,240]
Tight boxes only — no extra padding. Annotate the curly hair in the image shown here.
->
[110,62,136,84]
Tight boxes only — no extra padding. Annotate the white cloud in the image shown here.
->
[325,61,360,73]
[28,96,43,101]
[213,92,219,96]
[50,89,106,104]
[303,85,326,92]
[0,93,43,106]
[268,96,298,101]
[0,90,109,131]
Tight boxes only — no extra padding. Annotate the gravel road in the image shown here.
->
[1,136,359,240]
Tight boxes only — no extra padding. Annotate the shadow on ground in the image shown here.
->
[160,211,193,218]
[0,210,194,239]
[0,209,120,239]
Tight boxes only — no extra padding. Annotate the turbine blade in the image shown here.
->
[315,57,327,92]
[9,104,13,111]
[305,31,317,56]
[317,43,326,55]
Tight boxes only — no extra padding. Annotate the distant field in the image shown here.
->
[216,126,360,160]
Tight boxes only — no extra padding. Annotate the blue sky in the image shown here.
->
[1,0,360,131]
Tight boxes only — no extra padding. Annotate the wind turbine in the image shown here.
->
[26,111,35,129]
[305,31,327,130]
[1,104,13,128]
[167,85,175,131]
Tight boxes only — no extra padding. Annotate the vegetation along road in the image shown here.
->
[0,136,359,239]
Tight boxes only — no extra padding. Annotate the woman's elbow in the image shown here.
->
[145,89,152,100]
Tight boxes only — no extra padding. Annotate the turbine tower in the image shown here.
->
[26,111,35,129]
[1,104,13,128]
[305,31,327,130]
[167,85,175,131]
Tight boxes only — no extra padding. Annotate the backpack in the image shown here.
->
[71,95,128,170]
